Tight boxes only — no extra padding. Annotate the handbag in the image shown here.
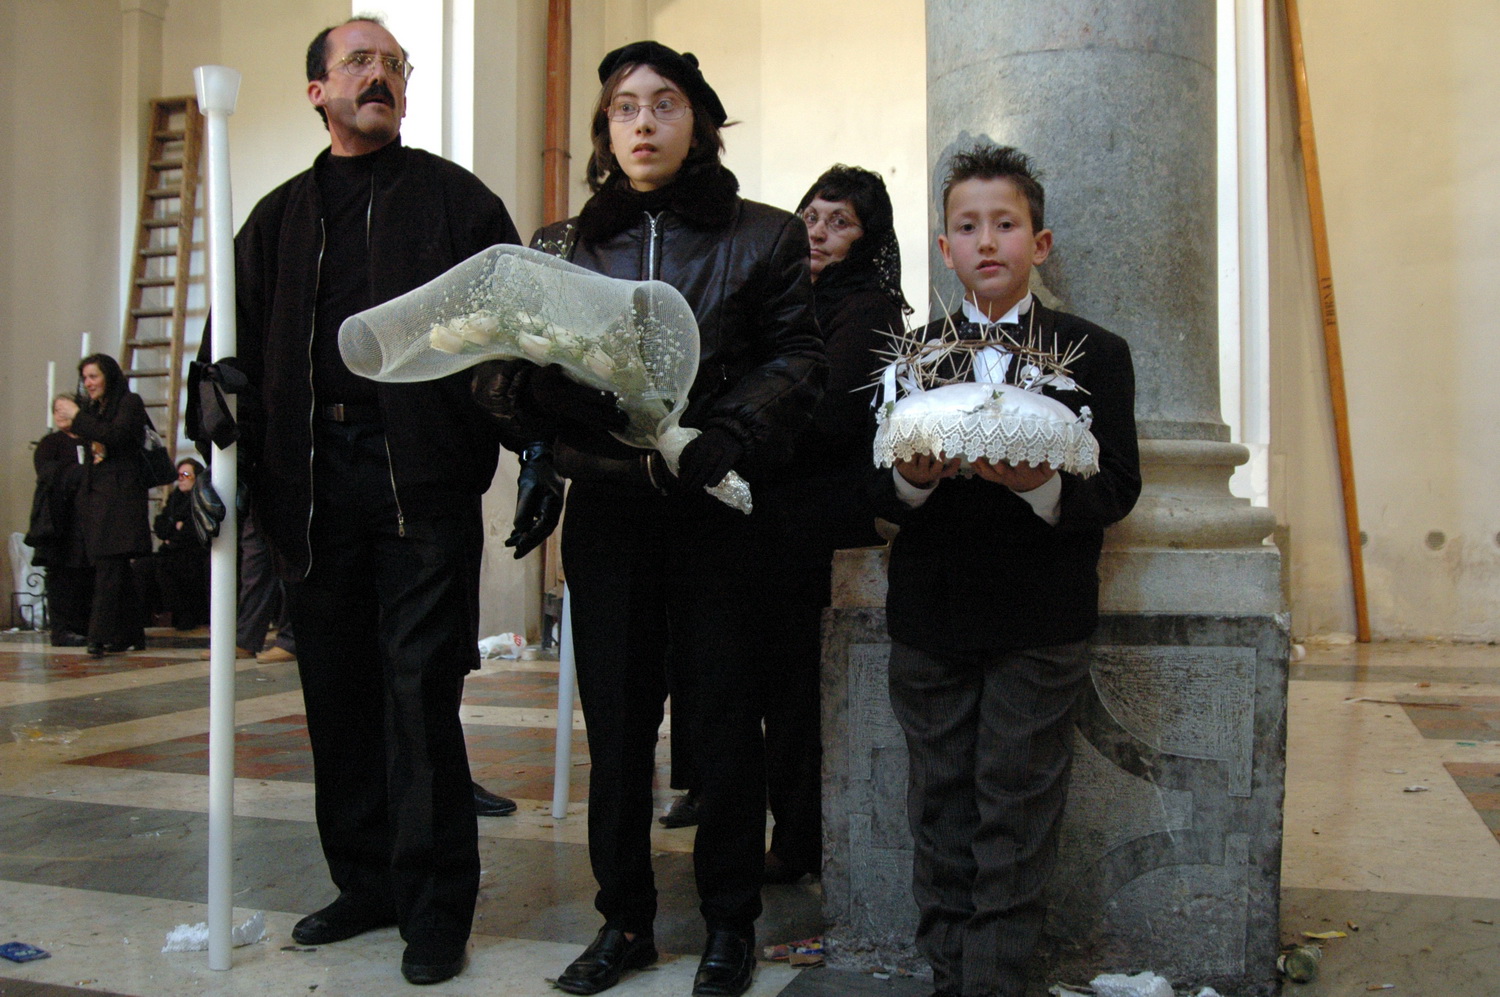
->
[140,416,178,487]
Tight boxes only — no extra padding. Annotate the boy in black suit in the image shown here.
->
[872,144,1142,997]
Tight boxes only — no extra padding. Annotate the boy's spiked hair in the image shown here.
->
[940,143,1046,232]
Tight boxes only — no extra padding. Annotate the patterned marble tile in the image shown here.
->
[67,713,596,801]
[1398,694,1500,742]
[1445,761,1500,839]
[6,633,1497,995]
[0,662,299,733]
[0,651,181,684]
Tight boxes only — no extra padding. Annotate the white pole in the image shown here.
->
[1236,0,1272,507]
[551,583,576,819]
[194,64,242,973]
[46,361,56,432]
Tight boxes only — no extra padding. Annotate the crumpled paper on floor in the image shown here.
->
[1089,971,1175,997]
[162,911,266,952]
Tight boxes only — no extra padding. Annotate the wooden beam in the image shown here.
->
[543,0,572,226]
[1282,0,1371,642]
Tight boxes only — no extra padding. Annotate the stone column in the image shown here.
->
[821,3,1287,995]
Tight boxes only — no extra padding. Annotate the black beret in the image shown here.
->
[596,40,728,128]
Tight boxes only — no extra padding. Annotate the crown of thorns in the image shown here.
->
[872,291,1088,394]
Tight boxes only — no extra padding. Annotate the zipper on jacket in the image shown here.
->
[303,218,327,578]
[366,175,404,538]
[645,212,662,280]
[383,436,406,537]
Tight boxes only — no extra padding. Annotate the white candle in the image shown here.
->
[46,361,55,431]
[80,331,90,359]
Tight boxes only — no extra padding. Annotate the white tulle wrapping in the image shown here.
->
[873,381,1099,475]
[338,244,752,512]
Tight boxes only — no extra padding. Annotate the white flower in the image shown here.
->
[517,332,553,363]
[582,347,616,382]
[456,313,499,345]
[428,324,467,354]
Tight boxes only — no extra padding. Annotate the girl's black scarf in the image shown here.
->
[577,163,740,245]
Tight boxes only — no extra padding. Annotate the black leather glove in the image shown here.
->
[525,364,628,432]
[190,469,227,545]
[506,442,564,558]
[675,426,744,493]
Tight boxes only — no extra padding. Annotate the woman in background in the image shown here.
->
[29,394,92,645]
[760,165,912,883]
[134,457,209,631]
[55,354,152,656]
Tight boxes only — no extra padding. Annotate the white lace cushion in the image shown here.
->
[873,382,1099,476]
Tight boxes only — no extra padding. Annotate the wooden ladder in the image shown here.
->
[120,95,203,451]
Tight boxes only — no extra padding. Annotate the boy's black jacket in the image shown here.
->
[869,301,1141,653]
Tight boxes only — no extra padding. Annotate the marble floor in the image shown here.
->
[0,634,1495,996]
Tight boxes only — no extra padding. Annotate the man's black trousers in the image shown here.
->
[289,421,482,954]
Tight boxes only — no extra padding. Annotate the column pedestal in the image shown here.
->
[822,539,1286,997]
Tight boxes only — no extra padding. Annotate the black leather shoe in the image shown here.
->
[86,644,107,658]
[692,928,755,996]
[658,790,700,828]
[472,781,517,816]
[401,946,466,985]
[51,632,88,648]
[555,927,657,995]
[103,640,146,654]
[290,895,397,945]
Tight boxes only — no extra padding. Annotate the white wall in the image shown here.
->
[0,0,125,593]
[470,0,550,639]
[1269,0,1500,640]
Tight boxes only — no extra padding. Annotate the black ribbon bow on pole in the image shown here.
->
[188,359,249,451]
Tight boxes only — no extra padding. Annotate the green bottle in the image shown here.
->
[1280,944,1322,983]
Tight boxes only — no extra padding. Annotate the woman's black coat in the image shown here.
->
[27,431,87,568]
[69,392,152,560]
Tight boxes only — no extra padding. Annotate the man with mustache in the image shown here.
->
[198,15,520,986]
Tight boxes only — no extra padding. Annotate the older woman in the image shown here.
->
[55,354,151,656]
[761,166,911,884]
[477,41,822,997]
[29,395,92,645]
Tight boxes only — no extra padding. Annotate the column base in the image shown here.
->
[821,549,1288,997]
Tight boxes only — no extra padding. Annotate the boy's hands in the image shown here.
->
[973,458,1056,492]
[895,452,961,488]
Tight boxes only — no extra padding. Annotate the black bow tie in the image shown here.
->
[956,320,1022,342]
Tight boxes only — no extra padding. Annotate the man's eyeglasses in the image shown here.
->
[325,51,414,83]
[607,96,690,123]
[177,470,194,478]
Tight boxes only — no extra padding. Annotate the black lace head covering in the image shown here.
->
[796,164,911,315]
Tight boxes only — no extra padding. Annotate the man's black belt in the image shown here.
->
[318,402,383,424]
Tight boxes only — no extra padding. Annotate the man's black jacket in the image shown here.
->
[192,140,519,574]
